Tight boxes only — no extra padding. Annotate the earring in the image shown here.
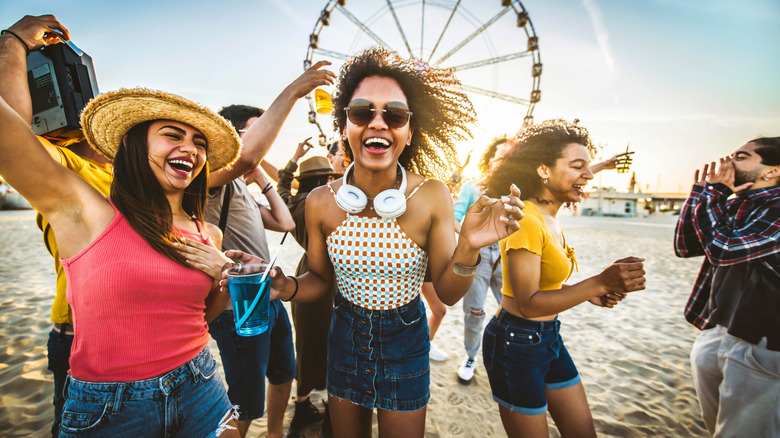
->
[544,178,548,184]
[762,175,770,181]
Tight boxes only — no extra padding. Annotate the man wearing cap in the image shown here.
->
[277,139,342,437]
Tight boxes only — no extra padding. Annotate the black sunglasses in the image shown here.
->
[344,99,413,129]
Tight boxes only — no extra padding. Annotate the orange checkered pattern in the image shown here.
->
[327,215,428,310]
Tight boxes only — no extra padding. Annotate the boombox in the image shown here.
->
[26,40,98,143]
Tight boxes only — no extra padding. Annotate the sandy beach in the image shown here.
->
[0,209,708,437]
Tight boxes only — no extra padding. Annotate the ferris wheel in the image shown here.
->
[304,0,542,146]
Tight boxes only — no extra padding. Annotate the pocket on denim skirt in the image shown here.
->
[397,300,424,326]
[60,399,110,433]
[385,354,429,380]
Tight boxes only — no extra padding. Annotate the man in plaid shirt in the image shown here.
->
[674,137,780,437]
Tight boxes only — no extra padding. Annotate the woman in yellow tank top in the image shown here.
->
[480,119,647,438]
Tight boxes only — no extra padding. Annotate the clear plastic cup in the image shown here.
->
[226,263,271,337]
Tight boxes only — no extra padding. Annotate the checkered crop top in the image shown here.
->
[326,180,429,310]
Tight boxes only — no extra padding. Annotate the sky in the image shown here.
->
[2,0,778,193]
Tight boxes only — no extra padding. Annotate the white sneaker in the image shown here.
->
[458,356,476,384]
[429,345,449,361]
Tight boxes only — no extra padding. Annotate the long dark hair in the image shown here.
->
[332,47,476,181]
[482,119,595,199]
[110,121,209,266]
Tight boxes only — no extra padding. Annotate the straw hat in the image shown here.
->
[80,88,241,172]
[295,156,343,181]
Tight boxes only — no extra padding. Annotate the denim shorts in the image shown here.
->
[327,293,430,411]
[208,300,296,420]
[483,310,580,415]
[60,346,235,437]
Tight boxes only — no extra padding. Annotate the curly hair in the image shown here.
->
[477,135,509,175]
[482,119,596,199]
[332,47,476,181]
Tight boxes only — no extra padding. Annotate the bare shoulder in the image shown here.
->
[204,222,224,248]
[307,183,337,206]
[409,176,450,205]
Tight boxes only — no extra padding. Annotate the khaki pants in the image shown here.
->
[690,326,780,437]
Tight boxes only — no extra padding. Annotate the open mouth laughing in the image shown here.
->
[167,158,195,176]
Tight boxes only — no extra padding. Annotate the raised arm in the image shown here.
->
[208,61,336,187]
[277,138,313,205]
[0,15,71,163]
[429,183,524,305]
[243,166,295,232]
[0,15,69,123]
[674,167,708,258]
[0,90,112,259]
[691,157,778,265]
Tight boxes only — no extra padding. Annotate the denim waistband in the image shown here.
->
[335,292,421,318]
[65,346,213,402]
[496,309,559,332]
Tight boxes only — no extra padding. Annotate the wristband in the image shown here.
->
[452,254,482,277]
[261,182,274,195]
[1,30,30,54]
[282,276,299,302]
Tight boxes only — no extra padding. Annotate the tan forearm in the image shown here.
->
[0,36,33,123]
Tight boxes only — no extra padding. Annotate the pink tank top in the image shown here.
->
[326,181,429,310]
[62,201,214,382]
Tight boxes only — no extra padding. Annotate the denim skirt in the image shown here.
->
[327,293,430,411]
[59,346,234,437]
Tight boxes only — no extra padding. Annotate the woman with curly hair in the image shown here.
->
[227,47,524,437]
[480,119,647,438]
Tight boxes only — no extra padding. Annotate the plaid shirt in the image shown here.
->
[674,183,780,330]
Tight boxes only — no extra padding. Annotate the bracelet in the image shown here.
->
[283,276,299,302]
[452,254,482,277]
[1,30,30,54]
[261,182,274,195]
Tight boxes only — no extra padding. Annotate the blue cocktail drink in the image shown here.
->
[227,266,270,337]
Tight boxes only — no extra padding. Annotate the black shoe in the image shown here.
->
[289,397,324,434]
[321,402,333,438]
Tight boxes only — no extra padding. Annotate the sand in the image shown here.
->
[0,209,708,437]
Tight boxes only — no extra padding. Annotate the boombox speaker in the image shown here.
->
[26,41,98,143]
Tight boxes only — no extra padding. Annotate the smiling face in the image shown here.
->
[538,143,594,203]
[146,120,207,193]
[343,76,413,173]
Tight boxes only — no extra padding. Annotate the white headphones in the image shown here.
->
[336,162,408,219]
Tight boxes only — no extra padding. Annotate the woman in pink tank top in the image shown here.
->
[226,48,525,437]
[0,23,243,436]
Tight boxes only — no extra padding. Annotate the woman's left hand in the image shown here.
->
[460,184,524,250]
[175,239,233,281]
